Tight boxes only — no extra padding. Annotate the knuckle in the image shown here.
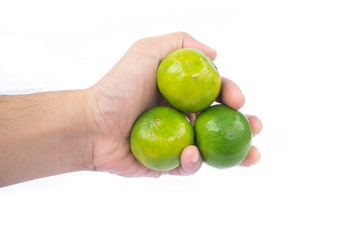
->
[175,31,189,37]
[132,37,148,48]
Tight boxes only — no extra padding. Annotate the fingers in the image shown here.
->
[168,115,261,172]
[133,32,217,62]
[214,77,261,167]
[179,145,202,174]
[239,146,261,167]
[238,116,262,167]
[246,115,263,136]
[182,35,217,60]
[166,145,202,176]
[144,114,261,175]
[216,77,245,110]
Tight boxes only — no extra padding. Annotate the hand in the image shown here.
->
[84,32,262,177]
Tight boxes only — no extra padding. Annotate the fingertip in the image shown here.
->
[180,145,202,175]
[220,77,245,110]
[229,85,245,110]
[183,34,217,61]
[239,146,261,167]
[207,47,217,61]
[246,115,263,136]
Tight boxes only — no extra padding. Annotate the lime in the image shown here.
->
[157,48,221,113]
[194,104,252,168]
[130,106,194,171]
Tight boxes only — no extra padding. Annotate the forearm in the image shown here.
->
[0,90,93,187]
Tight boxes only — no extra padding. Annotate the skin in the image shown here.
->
[0,32,262,187]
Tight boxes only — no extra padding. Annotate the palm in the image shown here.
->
[88,49,170,177]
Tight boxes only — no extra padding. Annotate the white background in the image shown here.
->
[1,0,360,239]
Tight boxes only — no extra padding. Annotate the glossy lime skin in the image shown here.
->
[130,106,194,171]
[157,48,221,113]
[195,105,252,169]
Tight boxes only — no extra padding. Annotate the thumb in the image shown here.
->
[166,145,203,176]
[131,32,217,62]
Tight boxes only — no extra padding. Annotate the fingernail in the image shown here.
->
[191,151,199,164]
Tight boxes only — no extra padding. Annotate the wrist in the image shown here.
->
[63,90,96,172]
[81,87,106,172]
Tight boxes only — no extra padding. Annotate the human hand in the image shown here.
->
[84,32,262,177]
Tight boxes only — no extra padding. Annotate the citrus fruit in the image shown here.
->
[194,104,252,168]
[157,48,221,113]
[130,106,194,171]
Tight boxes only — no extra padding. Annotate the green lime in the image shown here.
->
[130,106,194,171]
[194,104,252,168]
[157,48,221,113]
